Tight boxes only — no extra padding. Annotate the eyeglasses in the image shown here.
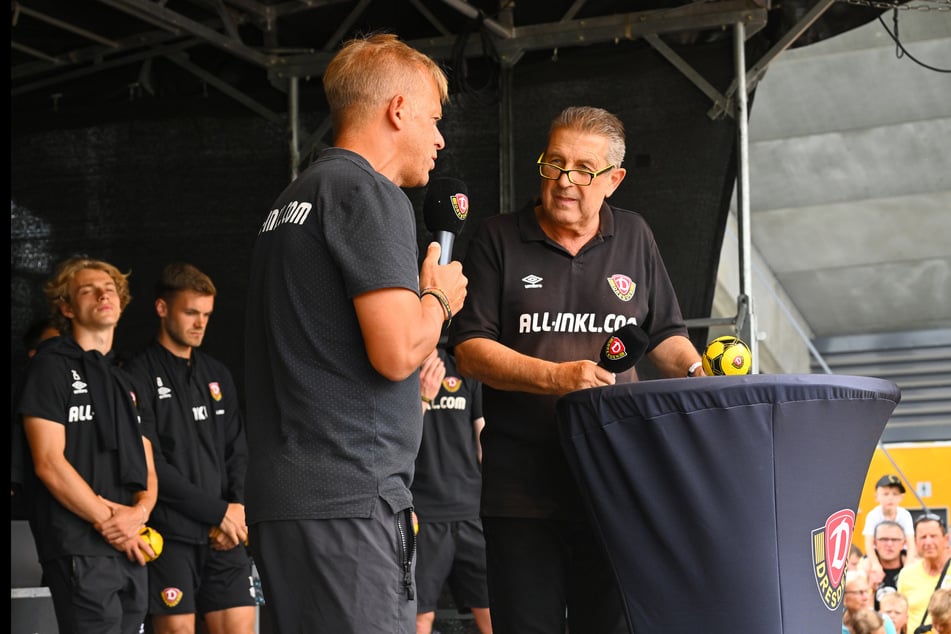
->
[844,589,871,595]
[536,153,615,186]
[875,537,905,543]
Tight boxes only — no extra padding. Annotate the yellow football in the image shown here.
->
[139,525,164,562]
[702,336,753,376]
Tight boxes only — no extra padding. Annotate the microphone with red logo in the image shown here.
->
[423,177,469,265]
[598,324,650,373]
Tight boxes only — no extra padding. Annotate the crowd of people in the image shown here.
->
[10,31,945,634]
[845,474,951,634]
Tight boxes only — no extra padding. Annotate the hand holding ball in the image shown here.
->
[139,526,164,562]
[702,336,753,376]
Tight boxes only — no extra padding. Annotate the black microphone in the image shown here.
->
[423,177,469,265]
[598,324,650,373]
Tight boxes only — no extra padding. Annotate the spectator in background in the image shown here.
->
[22,318,61,359]
[850,608,888,634]
[868,520,911,609]
[124,263,256,634]
[413,346,492,634]
[880,590,909,634]
[843,568,898,634]
[865,475,918,585]
[928,588,951,634]
[16,255,158,632]
[898,514,951,631]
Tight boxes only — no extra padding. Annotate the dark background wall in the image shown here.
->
[11,35,751,395]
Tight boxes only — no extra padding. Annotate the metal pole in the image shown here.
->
[289,76,300,181]
[734,20,758,374]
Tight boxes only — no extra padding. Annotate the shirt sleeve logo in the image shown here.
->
[607,274,636,302]
[71,369,88,395]
[208,382,222,402]
[155,376,173,400]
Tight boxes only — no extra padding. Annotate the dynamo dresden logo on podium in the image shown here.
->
[812,508,854,610]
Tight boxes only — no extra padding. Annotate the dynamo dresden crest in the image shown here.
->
[603,334,628,362]
[208,382,222,402]
[450,193,469,221]
[607,274,635,302]
[161,586,184,607]
[812,509,854,610]
[442,376,462,393]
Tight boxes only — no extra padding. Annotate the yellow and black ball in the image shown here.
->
[702,336,753,376]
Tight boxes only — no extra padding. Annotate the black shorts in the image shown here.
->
[42,554,148,633]
[415,518,489,613]
[147,539,256,616]
[250,500,417,634]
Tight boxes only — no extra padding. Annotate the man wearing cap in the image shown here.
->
[865,475,918,587]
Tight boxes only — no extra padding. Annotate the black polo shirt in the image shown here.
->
[449,201,688,519]
[412,348,484,522]
[125,340,247,543]
[17,337,149,561]
[244,148,423,523]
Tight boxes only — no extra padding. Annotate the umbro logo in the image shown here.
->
[522,274,543,289]
[70,369,87,395]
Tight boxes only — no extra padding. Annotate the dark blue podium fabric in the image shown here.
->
[556,374,900,633]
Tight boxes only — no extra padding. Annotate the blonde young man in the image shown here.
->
[16,256,158,633]
[244,33,467,633]
[125,263,255,634]
[449,106,704,633]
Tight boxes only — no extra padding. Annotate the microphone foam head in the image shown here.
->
[599,324,650,373]
[423,177,469,234]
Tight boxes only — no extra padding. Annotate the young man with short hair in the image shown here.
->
[125,262,256,634]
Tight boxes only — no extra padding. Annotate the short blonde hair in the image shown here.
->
[930,588,951,632]
[324,32,449,130]
[44,256,132,334]
[879,590,908,613]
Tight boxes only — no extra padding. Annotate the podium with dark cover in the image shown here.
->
[556,374,900,633]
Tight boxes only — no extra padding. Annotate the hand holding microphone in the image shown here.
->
[420,177,470,327]
[552,324,649,395]
[423,177,469,265]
